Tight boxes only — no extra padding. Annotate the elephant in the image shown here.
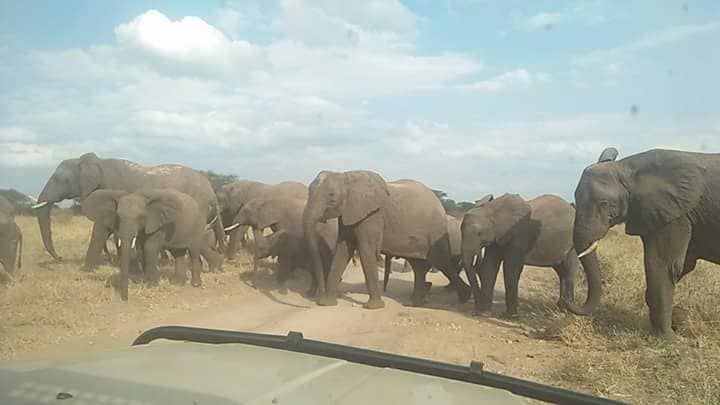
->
[217,180,308,259]
[0,196,22,284]
[227,196,338,295]
[303,171,471,309]
[32,153,225,268]
[461,193,578,316]
[568,147,720,338]
[383,214,464,292]
[82,188,222,301]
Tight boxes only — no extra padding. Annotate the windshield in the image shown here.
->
[1,2,717,404]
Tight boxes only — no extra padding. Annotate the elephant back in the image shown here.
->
[525,194,574,264]
[382,179,448,259]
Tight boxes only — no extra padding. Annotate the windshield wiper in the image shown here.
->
[133,326,625,405]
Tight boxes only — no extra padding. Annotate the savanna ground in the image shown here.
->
[2,215,720,404]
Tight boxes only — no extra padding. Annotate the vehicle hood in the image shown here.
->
[0,340,528,404]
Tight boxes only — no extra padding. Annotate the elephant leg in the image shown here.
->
[189,248,202,287]
[167,247,188,286]
[435,258,471,304]
[502,257,524,317]
[82,223,111,272]
[226,229,240,259]
[475,246,502,314]
[554,252,579,310]
[356,236,384,309]
[317,234,353,306]
[641,217,691,338]
[408,258,432,306]
[201,244,224,273]
[142,236,163,286]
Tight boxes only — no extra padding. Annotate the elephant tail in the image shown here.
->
[383,255,392,292]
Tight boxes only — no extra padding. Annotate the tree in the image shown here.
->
[431,189,475,217]
[198,170,238,191]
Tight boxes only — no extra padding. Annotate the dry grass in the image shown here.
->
[534,226,720,404]
[0,216,252,360]
[2,217,720,404]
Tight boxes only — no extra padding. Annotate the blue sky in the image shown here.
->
[1,0,719,201]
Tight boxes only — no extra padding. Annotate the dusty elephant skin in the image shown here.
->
[569,147,720,339]
[82,189,220,301]
[0,195,22,284]
[461,194,579,317]
[229,196,337,295]
[217,180,308,259]
[33,153,225,267]
[303,171,471,309]
[383,214,463,293]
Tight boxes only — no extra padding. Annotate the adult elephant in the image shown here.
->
[227,196,338,295]
[33,153,224,267]
[461,193,578,316]
[303,171,470,309]
[217,180,308,258]
[568,147,720,338]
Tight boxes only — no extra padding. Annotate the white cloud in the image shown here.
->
[520,12,568,31]
[518,2,607,31]
[460,69,550,92]
[574,21,720,66]
[0,142,54,167]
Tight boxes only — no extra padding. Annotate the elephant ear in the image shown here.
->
[78,153,103,199]
[144,190,182,234]
[341,171,389,226]
[82,189,126,229]
[625,151,705,235]
[255,199,285,230]
[474,194,494,207]
[490,194,531,245]
[597,147,619,163]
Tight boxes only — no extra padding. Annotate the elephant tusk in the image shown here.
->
[117,239,122,247]
[577,240,599,258]
[224,223,240,232]
[131,237,137,249]
[208,215,217,226]
[32,201,48,209]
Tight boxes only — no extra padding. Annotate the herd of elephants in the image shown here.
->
[1,146,720,340]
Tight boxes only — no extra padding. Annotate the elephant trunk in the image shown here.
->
[302,204,326,297]
[564,229,603,315]
[116,226,135,301]
[36,185,62,261]
[383,255,392,292]
[462,248,478,279]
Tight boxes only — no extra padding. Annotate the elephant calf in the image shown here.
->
[0,196,22,285]
[83,188,223,300]
[226,196,338,296]
[462,193,578,316]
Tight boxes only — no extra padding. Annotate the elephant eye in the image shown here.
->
[598,200,609,208]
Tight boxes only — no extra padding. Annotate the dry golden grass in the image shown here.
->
[0,215,253,360]
[2,216,720,404]
[535,226,720,404]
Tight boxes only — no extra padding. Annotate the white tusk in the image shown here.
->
[32,201,49,209]
[117,239,122,247]
[131,237,137,249]
[208,215,217,226]
[224,223,240,232]
[577,240,599,258]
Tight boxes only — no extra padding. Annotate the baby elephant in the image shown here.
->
[462,193,578,316]
[83,188,222,301]
[0,195,22,284]
[226,197,338,296]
